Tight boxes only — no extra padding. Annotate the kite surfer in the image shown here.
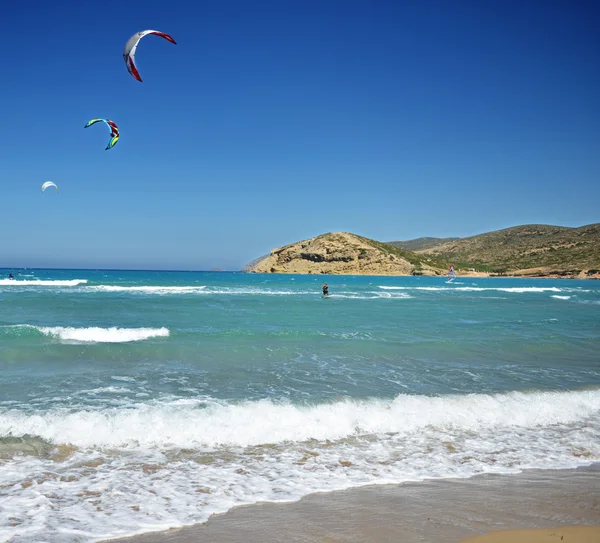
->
[447,265,456,283]
[322,283,329,297]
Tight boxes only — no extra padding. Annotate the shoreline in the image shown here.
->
[103,464,600,543]
[248,272,600,279]
[246,269,600,279]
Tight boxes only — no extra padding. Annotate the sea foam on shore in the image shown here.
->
[104,465,600,543]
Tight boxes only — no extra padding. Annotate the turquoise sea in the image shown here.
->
[1,270,599,542]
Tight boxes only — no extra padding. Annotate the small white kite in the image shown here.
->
[41,181,59,193]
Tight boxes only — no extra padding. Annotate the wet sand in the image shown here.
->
[462,525,600,542]
[104,464,600,543]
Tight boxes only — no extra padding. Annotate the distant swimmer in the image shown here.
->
[322,283,329,297]
[8,272,14,280]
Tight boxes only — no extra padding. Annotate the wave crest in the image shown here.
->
[1,389,598,449]
[0,279,87,286]
[87,285,206,294]
[23,325,169,343]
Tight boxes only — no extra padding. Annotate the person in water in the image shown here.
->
[322,283,329,296]
[8,272,14,280]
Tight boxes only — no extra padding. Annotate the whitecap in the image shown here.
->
[34,326,169,343]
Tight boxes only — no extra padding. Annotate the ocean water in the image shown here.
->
[0,270,599,542]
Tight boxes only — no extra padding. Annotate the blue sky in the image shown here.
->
[1,0,598,270]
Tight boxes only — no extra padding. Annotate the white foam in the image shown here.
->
[379,285,564,293]
[33,326,169,343]
[1,389,598,542]
[329,292,411,299]
[85,285,306,296]
[206,288,313,295]
[79,386,133,395]
[318,331,374,340]
[0,279,87,287]
[1,389,597,449]
[111,376,137,383]
[83,285,331,297]
[86,285,206,294]
[552,295,571,300]
[201,288,410,298]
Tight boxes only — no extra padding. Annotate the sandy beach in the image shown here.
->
[462,525,600,542]
[104,464,600,543]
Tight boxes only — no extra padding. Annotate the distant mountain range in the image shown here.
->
[244,224,600,278]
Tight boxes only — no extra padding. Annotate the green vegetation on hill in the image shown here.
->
[387,237,460,252]
[418,223,600,273]
[351,234,449,272]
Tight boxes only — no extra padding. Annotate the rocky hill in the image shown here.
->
[246,232,447,276]
[418,223,600,277]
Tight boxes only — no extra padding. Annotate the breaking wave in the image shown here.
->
[378,285,581,293]
[6,325,170,343]
[0,279,87,287]
[2,389,598,449]
[85,285,206,294]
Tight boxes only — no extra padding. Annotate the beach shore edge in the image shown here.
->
[102,464,600,543]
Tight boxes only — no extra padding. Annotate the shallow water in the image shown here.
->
[1,271,599,542]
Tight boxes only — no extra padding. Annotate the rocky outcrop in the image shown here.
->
[246,232,446,276]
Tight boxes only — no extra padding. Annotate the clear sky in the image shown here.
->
[1,0,598,270]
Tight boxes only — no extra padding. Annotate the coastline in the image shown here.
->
[103,465,600,543]
[247,271,600,279]
[244,228,600,278]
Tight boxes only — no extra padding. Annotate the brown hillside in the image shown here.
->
[420,223,600,275]
[247,232,446,276]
